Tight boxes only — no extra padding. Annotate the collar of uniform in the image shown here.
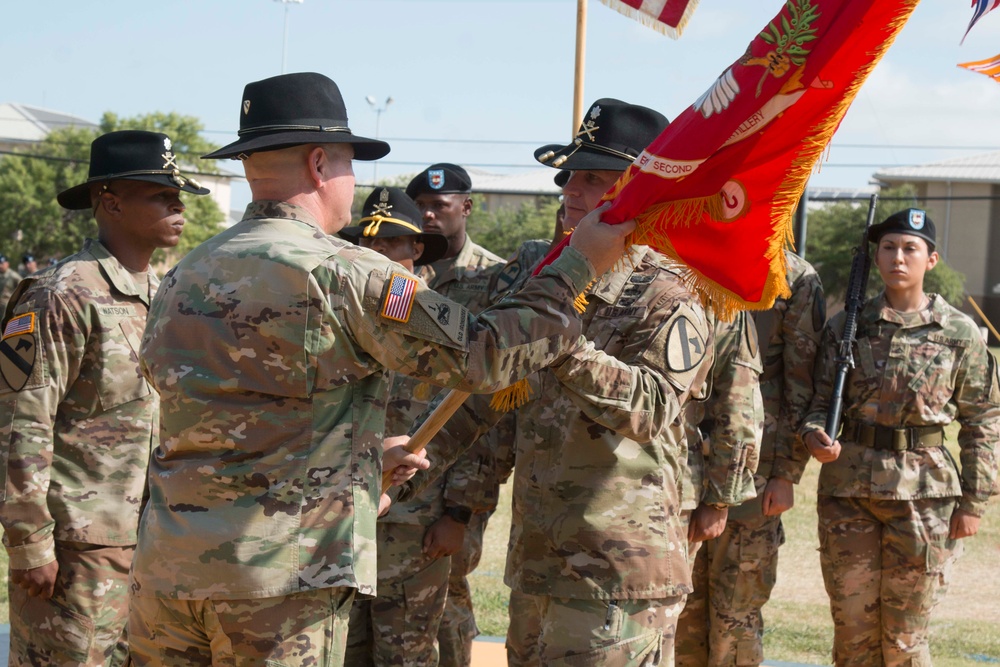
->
[420,234,475,286]
[86,238,151,305]
[590,245,648,304]
[242,200,322,230]
[873,291,945,328]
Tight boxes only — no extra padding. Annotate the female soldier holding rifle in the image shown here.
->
[801,207,999,666]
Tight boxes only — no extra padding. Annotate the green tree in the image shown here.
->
[0,126,96,263]
[804,185,966,307]
[0,113,226,267]
[467,197,561,259]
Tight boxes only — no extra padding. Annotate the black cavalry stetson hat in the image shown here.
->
[405,163,473,199]
[534,98,669,172]
[340,187,448,266]
[57,130,210,210]
[869,208,937,249]
[203,72,389,161]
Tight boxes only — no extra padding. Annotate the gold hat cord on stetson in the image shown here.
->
[360,215,423,237]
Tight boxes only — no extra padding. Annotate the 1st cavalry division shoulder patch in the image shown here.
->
[0,312,37,391]
[381,273,418,323]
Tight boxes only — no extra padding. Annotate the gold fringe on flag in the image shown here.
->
[490,377,532,412]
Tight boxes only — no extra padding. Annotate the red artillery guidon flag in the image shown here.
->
[959,52,1000,83]
[963,0,1000,43]
[599,0,699,38]
[535,0,919,319]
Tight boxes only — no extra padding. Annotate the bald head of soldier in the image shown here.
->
[536,98,668,231]
[56,130,210,271]
[202,73,389,235]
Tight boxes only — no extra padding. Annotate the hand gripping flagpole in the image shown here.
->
[381,389,471,494]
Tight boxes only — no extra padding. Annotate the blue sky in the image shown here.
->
[4,0,999,208]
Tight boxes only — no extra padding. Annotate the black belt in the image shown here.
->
[842,420,945,452]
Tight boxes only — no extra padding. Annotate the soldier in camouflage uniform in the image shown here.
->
[679,308,764,541]
[405,163,512,667]
[802,209,1000,666]
[0,254,23,309]
[126,72,632,667]
[676,250,822,667]
[0,130,209,666]
[400,98,753,667]
[341,186,456,666]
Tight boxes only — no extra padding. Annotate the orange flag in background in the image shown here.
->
[958,52,1000,84]
[539,0,920,319]
[598,0,700,38]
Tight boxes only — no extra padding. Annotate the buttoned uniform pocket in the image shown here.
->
[10,589,96,663]
[728,520,783,611]
[905,334,965,416]
[914,533,963,614]
[96,318,150,412]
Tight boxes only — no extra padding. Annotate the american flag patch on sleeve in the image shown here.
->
[381,273,418,323]
[3,313,35,339]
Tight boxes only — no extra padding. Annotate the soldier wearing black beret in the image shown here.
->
[802,205,999,665]
[394,160,511,667]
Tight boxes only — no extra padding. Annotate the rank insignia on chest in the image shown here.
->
[382,273,418,323]
[0,312,37,391]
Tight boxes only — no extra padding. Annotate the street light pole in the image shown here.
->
[275,0,304,74]
[366,95,393,184]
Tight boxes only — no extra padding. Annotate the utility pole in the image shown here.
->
[275,0,304,74]
[365,95,393,184]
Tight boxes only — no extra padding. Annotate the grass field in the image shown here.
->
[469,445,1000,666]
[2,352,997,666]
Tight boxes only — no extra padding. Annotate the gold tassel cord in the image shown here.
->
[490,378,533,412]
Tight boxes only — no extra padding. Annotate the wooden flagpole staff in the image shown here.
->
[381,389,471,494]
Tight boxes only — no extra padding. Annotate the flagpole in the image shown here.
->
[573,0,587,133]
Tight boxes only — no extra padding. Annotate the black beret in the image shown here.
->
[0,255,7,263]
[406,163,472,199]
[868,208,936,249]
[22,254,34,263]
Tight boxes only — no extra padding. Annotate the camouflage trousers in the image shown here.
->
[346,522,451,666]
[128,586,354,666]
[8,541,131,667]
[818,495,963,667]
[507,590,686,667]
[675,511,784,667]
[438,510,489,667]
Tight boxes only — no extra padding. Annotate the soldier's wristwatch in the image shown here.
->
[444,505,473,525]
[706,502,728,511]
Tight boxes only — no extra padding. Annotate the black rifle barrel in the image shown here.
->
[824,193,878,439]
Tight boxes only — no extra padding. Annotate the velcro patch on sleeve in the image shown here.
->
[2,312,35,339]
[416,294,469,347]
[381,273,418,323]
